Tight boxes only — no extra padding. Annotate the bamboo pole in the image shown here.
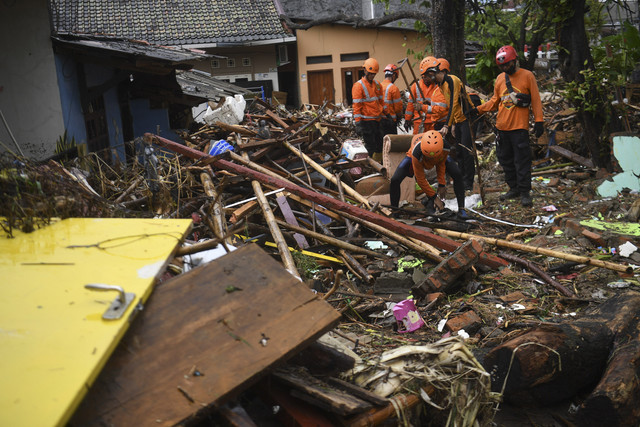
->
[114,175,144,204]
[283,140,391,214]
[274,219,386,259]
[241,152,300,280]
[435,228,633,274]
[200,168,231,246]
[338,249,374,284]
[337,209,443,263]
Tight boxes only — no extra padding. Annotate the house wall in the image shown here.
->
[193,46,280,94]
[296,25,427,106]
[0,0,65,159]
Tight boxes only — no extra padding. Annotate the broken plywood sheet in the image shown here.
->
[70,243,342,427]
[0,218,192,427]
[598,135,640,197]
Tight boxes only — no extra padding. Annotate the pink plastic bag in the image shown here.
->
[393,299,424,333]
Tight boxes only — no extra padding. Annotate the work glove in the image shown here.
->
[355,121,364,136]
[421,196,436,215]
[468,107,479,118]
[437,185,447,200]
[439,125,449,138]
[534,122,544,138]
[404,119,413,132]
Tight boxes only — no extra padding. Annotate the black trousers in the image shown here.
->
[454,119,475,190]
[496,129,532,194]
[361,120,383,155]
[390,155,465,209]
[381,117,398,137]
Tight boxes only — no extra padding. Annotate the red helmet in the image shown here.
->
[419,56,439,75]
[418,130,444,158]
[436,58,450,73]
[496,45,517,65]
[363,58,380,74]
[384,63,399,76]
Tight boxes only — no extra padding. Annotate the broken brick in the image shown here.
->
[445,310,482,334]
[581,229,605,247]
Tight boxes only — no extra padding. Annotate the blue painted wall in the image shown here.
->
[55,56,180,162]
[54,54,87,149]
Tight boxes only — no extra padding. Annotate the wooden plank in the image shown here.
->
[273,368,373,416]
[548,144,595,168]
[70,244,341,427]
[0,218,192,427]
[276,191,310,249]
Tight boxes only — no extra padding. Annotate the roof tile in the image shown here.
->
[49,0,291,45]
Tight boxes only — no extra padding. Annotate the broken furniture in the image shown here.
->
[356,134,416,206]
[0,218,192,427]
[70,243,341,426]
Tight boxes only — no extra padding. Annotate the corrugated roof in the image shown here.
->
[49,0,292,46]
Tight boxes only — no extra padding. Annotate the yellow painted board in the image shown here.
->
[0,218,192,427]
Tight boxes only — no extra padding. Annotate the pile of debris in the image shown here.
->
[2,93,640,426]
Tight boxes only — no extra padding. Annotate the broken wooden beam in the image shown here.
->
[548,144,595,168]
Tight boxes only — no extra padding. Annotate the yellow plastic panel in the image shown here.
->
[0,218,191,427]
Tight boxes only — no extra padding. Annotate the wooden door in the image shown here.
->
[307,70,334,106]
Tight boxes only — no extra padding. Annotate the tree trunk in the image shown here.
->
[556,0,611,169]
[431,0,466,81]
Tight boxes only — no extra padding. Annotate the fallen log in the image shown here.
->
[483,291,640,416]
[576,310,640,427]
[148,133,508,270]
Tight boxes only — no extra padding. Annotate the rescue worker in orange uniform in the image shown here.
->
[403,56,448,135]
[472,45,544,207]
[427,58,477,192]
[352,58,384,161]
[389,130,468,220]
[380,64,403,137]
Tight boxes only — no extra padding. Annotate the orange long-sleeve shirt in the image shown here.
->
[352,77,383,123]
[407,133,448,197]
[404,80,448,133]
[381,79,403,121]
[477,68,543,131]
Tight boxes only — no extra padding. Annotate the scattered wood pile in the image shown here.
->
[2,92,640,426]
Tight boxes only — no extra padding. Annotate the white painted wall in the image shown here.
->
[0,0,64,159]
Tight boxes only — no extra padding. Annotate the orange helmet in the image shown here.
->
[496,45,517,65]
[363,58,380,74]
[384,63,399,76]
[436,58,450,72]
[419,56,439,75]
[419,130,444,158]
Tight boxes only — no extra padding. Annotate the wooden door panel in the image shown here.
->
[308,70,334,105]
